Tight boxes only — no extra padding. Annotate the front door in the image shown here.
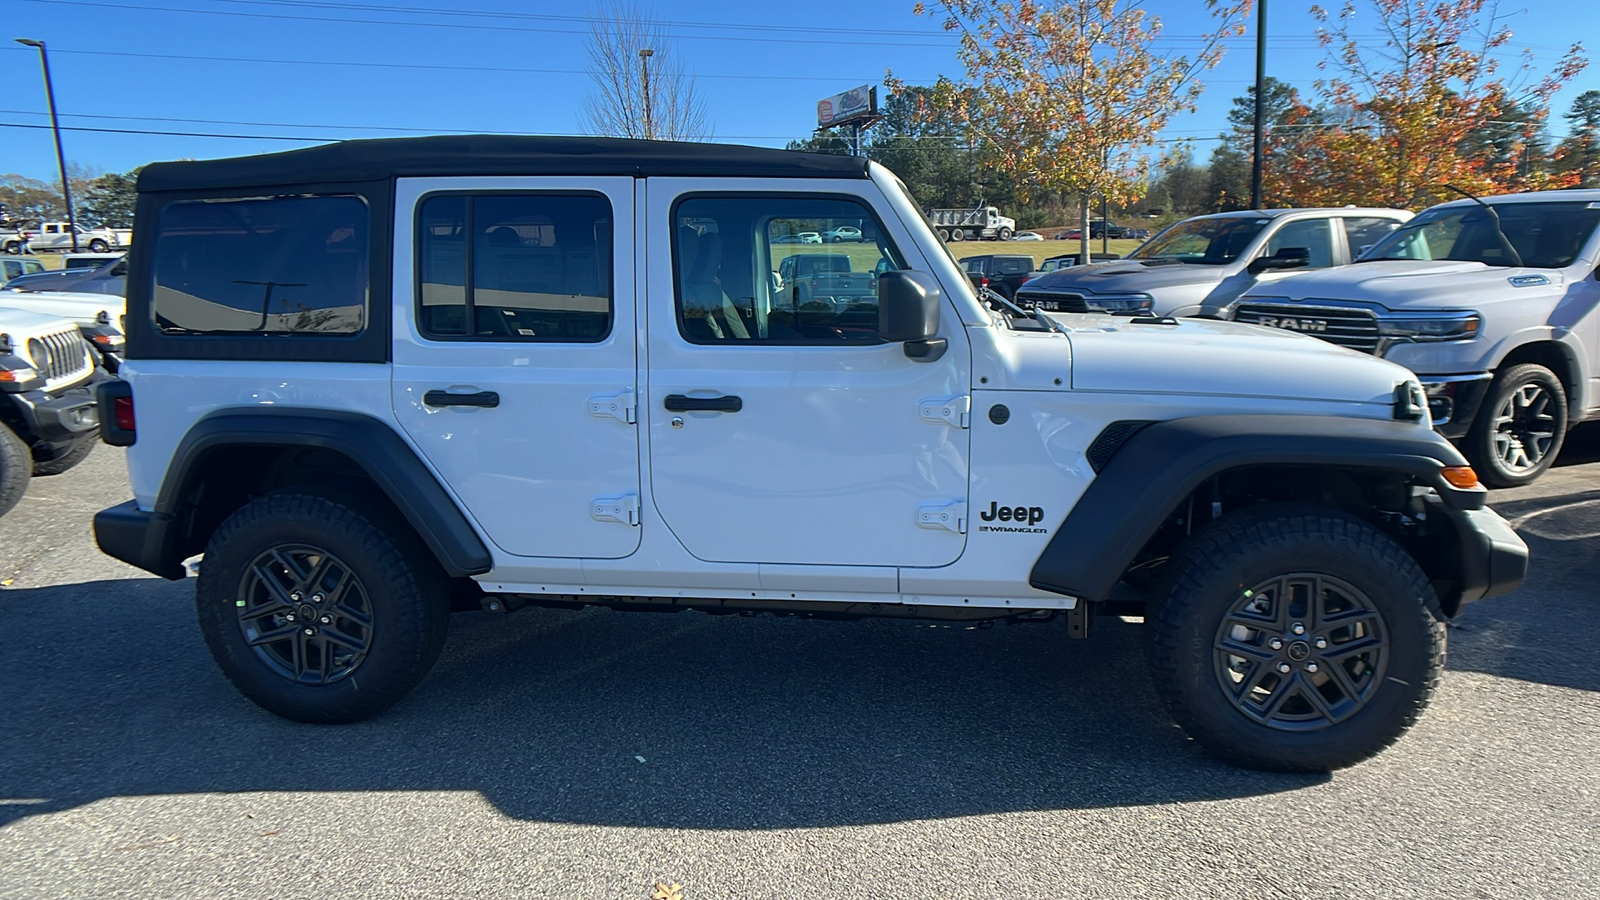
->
[644,180,972,568]
[391,176,641,559]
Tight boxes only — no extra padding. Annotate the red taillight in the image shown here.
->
[113,395,135,431]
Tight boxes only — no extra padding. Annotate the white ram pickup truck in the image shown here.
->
[92,136,1526,772]
[1225,190,1600,486]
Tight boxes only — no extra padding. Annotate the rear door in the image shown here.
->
[391,177,641,560]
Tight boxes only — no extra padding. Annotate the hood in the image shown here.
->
[0,290,126,328]
[0,306,83,333]
[1241,259,1568,311]
[1058,314,1416,406]
[1023,258,1226,295]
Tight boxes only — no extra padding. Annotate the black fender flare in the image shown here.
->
[1028,415,1487,602]
[95,408,492,579]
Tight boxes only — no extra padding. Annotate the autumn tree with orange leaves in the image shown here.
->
[893,0,1252,262]
[1270,0,1586,208]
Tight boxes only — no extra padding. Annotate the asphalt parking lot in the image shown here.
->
[2,430,1597,899]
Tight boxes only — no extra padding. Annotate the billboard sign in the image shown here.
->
[817,85,877,129]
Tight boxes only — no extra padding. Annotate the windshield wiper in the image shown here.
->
[981,285,1070,336]
[1445,184,1524,267]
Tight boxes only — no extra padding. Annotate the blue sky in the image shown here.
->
[1,0,1593,182]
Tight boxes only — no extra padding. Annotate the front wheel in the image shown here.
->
[87,239,110,253]
[195,491,450,723]
[1464,363,1567,488]
[0,425,31,517]
[998,227,1013,241]
[1146,505,1445,772]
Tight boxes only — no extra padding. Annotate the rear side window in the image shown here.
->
[153,196,368,335]
[416,193,613,342]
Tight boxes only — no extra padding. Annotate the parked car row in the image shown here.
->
[1014,193,1600,486]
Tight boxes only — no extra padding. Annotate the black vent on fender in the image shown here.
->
[1087,421,1153,473]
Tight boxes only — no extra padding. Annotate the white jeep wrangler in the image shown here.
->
[94,137,1527,772]
[0,306,106,515]
[1224,191,1600,487]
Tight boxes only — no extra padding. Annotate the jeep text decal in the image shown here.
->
[978,501,1048,534]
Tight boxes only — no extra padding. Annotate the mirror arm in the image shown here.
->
[903,338,948,362]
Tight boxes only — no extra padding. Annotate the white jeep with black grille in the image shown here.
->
[94,136,1527,772]
[0,307,106,515]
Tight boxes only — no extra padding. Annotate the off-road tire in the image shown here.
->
[0,425,30,517]
[1145,504,1445,772]
[87,239,110,253]
[1465,363,1567,488]
[31,437,95,476]
[195,490,450,723]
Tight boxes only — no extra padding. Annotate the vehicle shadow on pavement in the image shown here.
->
[0,576,1325,830]
[1452,485,1600,693]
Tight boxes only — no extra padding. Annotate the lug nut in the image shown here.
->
[285,614,296,622]
[1315,637,1328,649]
[1292,623,1306,635]
[1306,662,1320,673]
[291,592,303,602]
[1277,663,1291,674]
[312,594,325,603]
[1269,638,1284,650]
[320,616,331,625]
[303,627,315,636]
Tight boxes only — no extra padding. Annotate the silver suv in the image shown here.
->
[1017,208,1411,317]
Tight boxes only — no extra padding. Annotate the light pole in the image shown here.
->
[1249,0,1266,210]
[15,38,79,251]
[638,48,655,140]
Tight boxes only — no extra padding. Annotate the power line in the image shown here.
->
[15,0,961,49]
[0,44,920,85]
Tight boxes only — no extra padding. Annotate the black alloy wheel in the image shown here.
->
[1146,505,1445,772]
[235,544,374,686]
[1211,573,1388,731]
[196,491,449,723]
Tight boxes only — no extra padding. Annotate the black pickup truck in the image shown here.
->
[959,254,1038,301]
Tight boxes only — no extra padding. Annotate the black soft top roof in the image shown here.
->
[137,135,872,193]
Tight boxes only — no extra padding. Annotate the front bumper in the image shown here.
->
[1432,498,1528,614]
[3,372,105,446]
[1419,374,1492,439]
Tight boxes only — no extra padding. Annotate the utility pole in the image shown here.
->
[15,38,78,251]
[1249,0,1267,210]
[639,48,655,140]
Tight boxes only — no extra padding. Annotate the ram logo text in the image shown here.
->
[1256,316,1328,333]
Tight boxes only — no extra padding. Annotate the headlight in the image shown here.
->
[1377,313,1481,341]
[1084,294,1154,314]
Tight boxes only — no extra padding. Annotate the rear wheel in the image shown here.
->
[950,228,966,241]
[2,241,20,255]
[1146,505,1444,772]
[0,425,30,517]
[195,491,450,723]
[1465,363,1567,488]
[936,228,950,242]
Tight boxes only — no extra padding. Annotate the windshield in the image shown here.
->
[1130,217,1271,264]
[1361,201,1600,269]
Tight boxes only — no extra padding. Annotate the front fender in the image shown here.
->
[1028,415,1486,602]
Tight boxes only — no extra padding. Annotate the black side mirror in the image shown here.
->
[1248,246,1311,275]
[878,270,946,361]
